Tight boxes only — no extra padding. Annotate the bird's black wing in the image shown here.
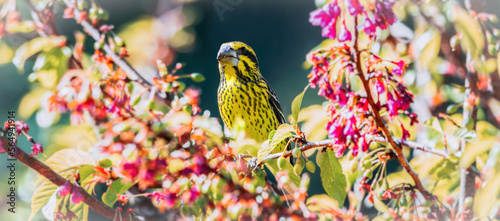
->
[262,77,286,125]
[262,77,294,165]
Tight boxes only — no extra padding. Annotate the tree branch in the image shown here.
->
[246,135,448,168]
[0,133,138,221]
[352,17,434,201]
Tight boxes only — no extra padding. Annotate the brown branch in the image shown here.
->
[0,133,138,221]
[352,17,434,201]
[246,136,448,168]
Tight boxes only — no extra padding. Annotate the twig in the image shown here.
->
[245,135,448,168]
[0,133,138,221]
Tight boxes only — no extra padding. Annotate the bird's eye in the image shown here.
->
[238,47,247,54]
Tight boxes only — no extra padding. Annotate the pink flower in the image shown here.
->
[309,1,341,39]
[392,60,406,76]
[401,124,410,141]
[31,143,43,157]
[409,113,419,126]
[345,0,364,16]
[338,21,352,42]
[15,121,29,135]
[363,18,378,36]
[57,180,72,197]
[70,188,84,204]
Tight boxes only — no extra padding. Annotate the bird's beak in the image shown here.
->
[217,45,238,66]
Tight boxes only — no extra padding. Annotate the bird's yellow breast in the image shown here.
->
[218,77,279,143]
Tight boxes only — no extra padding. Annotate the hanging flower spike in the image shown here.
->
[65,210,78,220]
[400,124,410,141]
[31,143,43,157]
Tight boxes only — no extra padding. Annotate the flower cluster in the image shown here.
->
[310,0,397,40]
[307,0,416,158]
[33,3,327,219]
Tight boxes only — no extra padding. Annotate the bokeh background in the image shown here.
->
[0,0,326,220]
[2,0,500,220]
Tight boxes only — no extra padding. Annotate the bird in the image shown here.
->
[216,41,285,145]
[216,41,300,188]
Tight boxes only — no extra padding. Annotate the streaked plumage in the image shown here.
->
[217,41,286,146]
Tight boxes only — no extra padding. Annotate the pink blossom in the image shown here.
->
[57,180,72,197]
[345,0,364,16]
[338,21,352,42]
[309,1,341,39]
[15,121,29,135]
[31,143,43,157]
[70,188,85,204]
[401,124,410,141]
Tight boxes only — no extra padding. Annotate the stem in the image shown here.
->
[351,17,434,201]
[245,135,448,168]
[0,134,138,221]
[458,50,478,220]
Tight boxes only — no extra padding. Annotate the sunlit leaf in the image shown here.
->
[297,104,329,142]
[414,28,441,66]
[451,6,484,57]
[12,36,66,71]
[257,124,294,164]
[30,149,95,221]
[306,194,339,211]
[474,157,500,218]
[34,149,95,189]
[453,127,477,142]
[459,140,497,169]
[102,178,137,207]
[290,85,308,126]
[17,87,47,119]
[317,148,347,206]
[424,117,443,134]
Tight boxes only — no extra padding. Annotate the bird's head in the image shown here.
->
[217,41,260,80]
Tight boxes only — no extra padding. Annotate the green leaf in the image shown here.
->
[474,146,500,218]
[415,29,441,67]
[290,85,309,126]
[451,6,484,57]
[453,127,477,142]
[17,87,47,119]
[316,148,347,206]
[102,178,137,207]
[12,36,66,71]
[459,140,497,169]
[257,124,295,165]
[30,179,58,221]
[424,117,443,134]
[78,165,96,184]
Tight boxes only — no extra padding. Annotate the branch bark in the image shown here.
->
[0,133,138,221]
[246,135,448,168]
[352,17,434,201]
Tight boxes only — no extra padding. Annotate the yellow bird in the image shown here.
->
[216,41,300,187]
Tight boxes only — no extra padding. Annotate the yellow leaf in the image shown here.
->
[17,87,47,119]
[306,194,340,212]
[30,149,95,220]
[257,124,294,164]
